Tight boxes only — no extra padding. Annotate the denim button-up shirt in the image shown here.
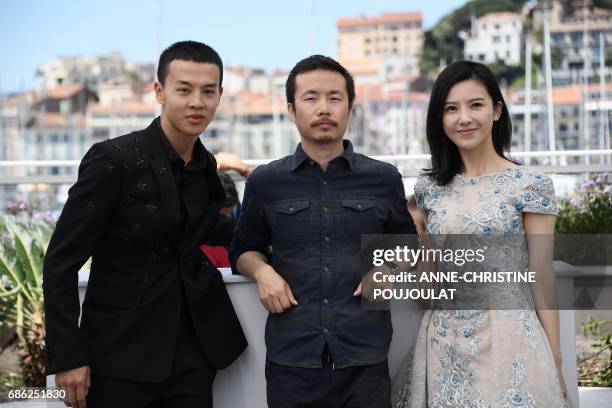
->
[230,141,416,368]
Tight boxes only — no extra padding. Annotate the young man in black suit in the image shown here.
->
[43,41,247,408]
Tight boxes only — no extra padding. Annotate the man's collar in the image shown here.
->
[290,140,355,172]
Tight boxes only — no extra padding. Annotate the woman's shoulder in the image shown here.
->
[505,165,555,190]
[414,173,438,196]
[414,173,446,210]
[509,166,557,214]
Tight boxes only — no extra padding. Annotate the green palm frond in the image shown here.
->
[0,215,50,387]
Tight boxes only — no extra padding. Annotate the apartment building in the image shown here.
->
[336,11,423,77]
[464,12,524,65]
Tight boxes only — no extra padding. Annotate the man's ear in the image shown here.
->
[154,82,164,105]
[219,86,224,97]
[287,103,296,122]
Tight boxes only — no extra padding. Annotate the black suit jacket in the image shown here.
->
[43,119,247,382]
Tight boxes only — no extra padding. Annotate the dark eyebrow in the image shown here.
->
[299,90,318,98]
[444,97,486,105]
[175,80,218,88]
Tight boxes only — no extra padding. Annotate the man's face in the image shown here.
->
[155,60,223,139]
[288,69,351,146]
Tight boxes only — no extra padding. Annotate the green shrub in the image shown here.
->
[556,172,612,234]
[0,216,52,387]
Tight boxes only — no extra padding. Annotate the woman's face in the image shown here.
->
[442,79,502,152]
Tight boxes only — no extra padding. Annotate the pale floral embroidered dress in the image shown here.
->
[392,167,569,408]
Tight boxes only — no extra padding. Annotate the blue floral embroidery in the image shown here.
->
[502,356,536,407]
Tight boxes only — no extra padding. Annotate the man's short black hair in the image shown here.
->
[157,41,223,87]
[218,172,238,208]
[285,55,355,109]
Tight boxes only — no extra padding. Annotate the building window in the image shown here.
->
[493,36,501,43]
[93,128,109,138]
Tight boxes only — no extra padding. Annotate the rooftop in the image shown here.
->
[337,11,422,28]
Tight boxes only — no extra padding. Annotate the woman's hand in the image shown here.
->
[555,359,568,400]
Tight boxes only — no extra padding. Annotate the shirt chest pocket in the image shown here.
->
[272,198,312,244]
[337,196,383,237]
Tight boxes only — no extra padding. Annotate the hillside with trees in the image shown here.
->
[420,0,526,75]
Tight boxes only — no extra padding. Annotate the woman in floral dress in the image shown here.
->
[393,61,569,407]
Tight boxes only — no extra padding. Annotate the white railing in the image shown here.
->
[0,149,610,184]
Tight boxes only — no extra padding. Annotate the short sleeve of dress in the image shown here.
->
[520,170,558,215]
[414,174,430,211]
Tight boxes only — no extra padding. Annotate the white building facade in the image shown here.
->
[464,12,523,65]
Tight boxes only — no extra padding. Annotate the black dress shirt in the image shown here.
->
[158,121,209,321]
[158,120,209,240]
[231,140,416,369]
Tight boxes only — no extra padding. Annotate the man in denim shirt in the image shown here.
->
[231,55,416,408]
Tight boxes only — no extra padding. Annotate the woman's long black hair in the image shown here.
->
[425,60,513,185]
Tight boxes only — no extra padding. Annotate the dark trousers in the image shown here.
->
[86,309,216,408]
[265,351,391,408]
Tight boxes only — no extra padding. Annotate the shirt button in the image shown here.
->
[309,160,315,165]
[357,204,362,209]
[323,206,329,212]
[324,236,330,242]
[324,266,329,272]
[322,180,328,185]
[323,328,329,333]
[288,206,294,212]
[324,298,329,304]
[172,297,180,304]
